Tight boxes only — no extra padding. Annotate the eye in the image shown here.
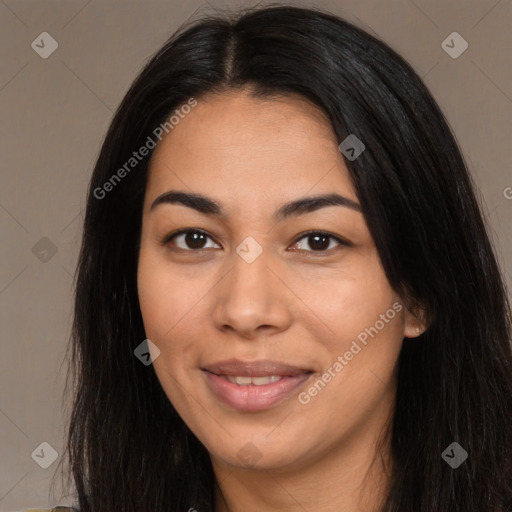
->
[289,230,348,253]
[160,229,350,254]
[160,229,220,251]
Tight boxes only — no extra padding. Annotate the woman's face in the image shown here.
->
[137,90,422,472]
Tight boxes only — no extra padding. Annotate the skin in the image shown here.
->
[137,89,425,512]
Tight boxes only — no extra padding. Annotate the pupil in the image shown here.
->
[309,235,329,250]
[186,232,206,249]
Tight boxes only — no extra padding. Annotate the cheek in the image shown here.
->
[298,252,400,353]
[137,251,203,406]
[137,247,200,339]
[137,247,216,388]
[296,273,403,443]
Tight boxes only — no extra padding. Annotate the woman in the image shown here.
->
[48,5,512,512]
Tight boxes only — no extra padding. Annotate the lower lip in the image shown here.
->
[203,371,312,412]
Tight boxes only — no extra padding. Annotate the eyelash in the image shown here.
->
[159,228,350,255]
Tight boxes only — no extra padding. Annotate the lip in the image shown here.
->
[202,359,313,412]
[202,358,312,377]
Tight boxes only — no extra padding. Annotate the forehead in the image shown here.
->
[145,89,358,210]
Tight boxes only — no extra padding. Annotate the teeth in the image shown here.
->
[226,375,283,386]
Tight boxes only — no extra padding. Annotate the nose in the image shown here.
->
[211,249,293,340]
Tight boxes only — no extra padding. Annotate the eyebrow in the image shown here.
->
[150,190,361,221]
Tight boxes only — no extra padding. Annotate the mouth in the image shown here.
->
[201,359,313,412]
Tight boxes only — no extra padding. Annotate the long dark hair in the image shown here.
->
[62,5,512,511]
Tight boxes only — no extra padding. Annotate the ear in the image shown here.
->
[403,303,427,339]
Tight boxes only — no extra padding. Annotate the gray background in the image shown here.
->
[1,0,511,510]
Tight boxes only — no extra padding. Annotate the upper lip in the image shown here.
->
[203,359,312,377]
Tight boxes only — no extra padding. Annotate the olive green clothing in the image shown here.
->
[25,508,76,512]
